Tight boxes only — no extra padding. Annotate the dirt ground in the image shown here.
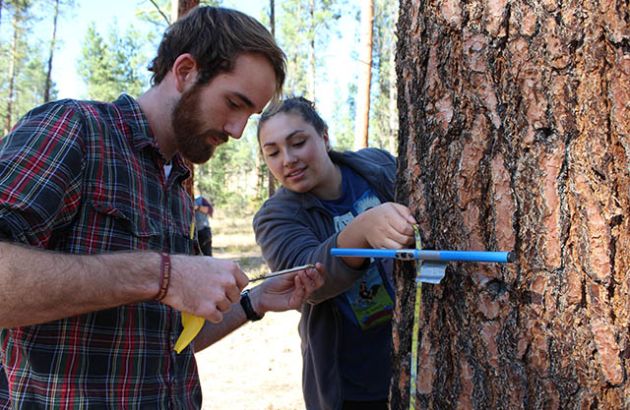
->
[195,214,306,409]
[196,310,304,410]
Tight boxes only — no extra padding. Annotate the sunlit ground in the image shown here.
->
[211,209,268,276]
[197,209,304,410]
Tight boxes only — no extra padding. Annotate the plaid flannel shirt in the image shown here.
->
[0,95,201,409]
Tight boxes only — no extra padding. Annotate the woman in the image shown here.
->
[253,97,416,410]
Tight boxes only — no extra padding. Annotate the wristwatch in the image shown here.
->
[240,289,264,321]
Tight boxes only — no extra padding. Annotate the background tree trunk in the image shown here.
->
[308,0,316,102]
[172,0,198,197]
[392,0,629,409]
[171,0,197,22]
[267,0,277,197]
[353,0,374,149]
[387,25,398,153]
[4,1,23,135]
[44,0,60,102]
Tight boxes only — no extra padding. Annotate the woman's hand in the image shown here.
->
[249,263,326,313]
[337,203,417,267]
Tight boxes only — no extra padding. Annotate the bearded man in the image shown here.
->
[0,6,323,409]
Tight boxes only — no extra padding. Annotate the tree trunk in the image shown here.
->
[172,0,199,198]
[353,0,374,149]
[171,0,197,22]
[387,2,398,154]
[5,4,22,135]
[268,0,276,197]
[270,0,275,37]
[392,1,629,409]
[308,0,316,102]
[44,0,60,103]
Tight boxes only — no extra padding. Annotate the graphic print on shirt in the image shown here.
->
[332,212,354,232]
[330,190,394,331]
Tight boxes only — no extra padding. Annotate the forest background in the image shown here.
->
[0,0,399,216]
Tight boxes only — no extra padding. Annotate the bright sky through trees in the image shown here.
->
[46,0,358,126]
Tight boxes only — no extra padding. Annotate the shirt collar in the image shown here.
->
[113,93,191,180]
[113,93,157,151]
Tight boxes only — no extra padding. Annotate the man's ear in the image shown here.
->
[172,53,199,93]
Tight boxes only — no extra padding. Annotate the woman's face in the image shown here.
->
[258,112,334,195]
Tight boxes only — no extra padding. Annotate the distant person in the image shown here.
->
[0,7,325,409]
[254,97,417,410]
[194,192,214,256]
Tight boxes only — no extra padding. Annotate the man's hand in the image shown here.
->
[163,255,249,323]
[248,263,325,314]
[189,263,325,352]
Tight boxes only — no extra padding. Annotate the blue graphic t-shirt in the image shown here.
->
[320,165,394,401]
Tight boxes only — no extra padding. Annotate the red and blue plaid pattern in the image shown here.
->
[0,95,201,408]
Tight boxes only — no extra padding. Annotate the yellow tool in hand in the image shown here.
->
[174,263,315,354]
[174,312,205,354]
[174,220,208,354]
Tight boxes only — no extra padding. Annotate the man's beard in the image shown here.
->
[171,85,229,164]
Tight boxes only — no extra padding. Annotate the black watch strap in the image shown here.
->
[240,289,264,321]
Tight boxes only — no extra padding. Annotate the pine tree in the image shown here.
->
[392,1,629,408]
[368,0,398,153]
[1,0,49,134]
[77,23,147,101]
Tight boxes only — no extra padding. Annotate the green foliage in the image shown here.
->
[277,0,342,101]
[368,0,398,153]
[17,51,51,112]
[195,121,261,216]
[200,1,222,8]
[77,22,148,101]
[136,0,222,29]
[0,0,50,133]
[1,1,399,213]
[331,88,356,151]
[135,0,171,29]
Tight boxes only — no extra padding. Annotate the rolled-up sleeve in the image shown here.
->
[0,102,85,247]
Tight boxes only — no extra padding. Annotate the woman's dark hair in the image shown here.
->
[257,97,328,141]
[149,6,286,98]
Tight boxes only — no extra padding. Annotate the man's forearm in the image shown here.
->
[0,242,159,328]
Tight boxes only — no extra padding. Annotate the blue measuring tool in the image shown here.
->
[331,241,514,408]
[330,248,512,262]
[330,248,513,284]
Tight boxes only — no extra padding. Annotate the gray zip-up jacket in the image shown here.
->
[253,148,396,410]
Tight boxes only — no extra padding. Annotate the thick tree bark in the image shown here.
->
[353,0,374,149]
[392,1,629,409]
